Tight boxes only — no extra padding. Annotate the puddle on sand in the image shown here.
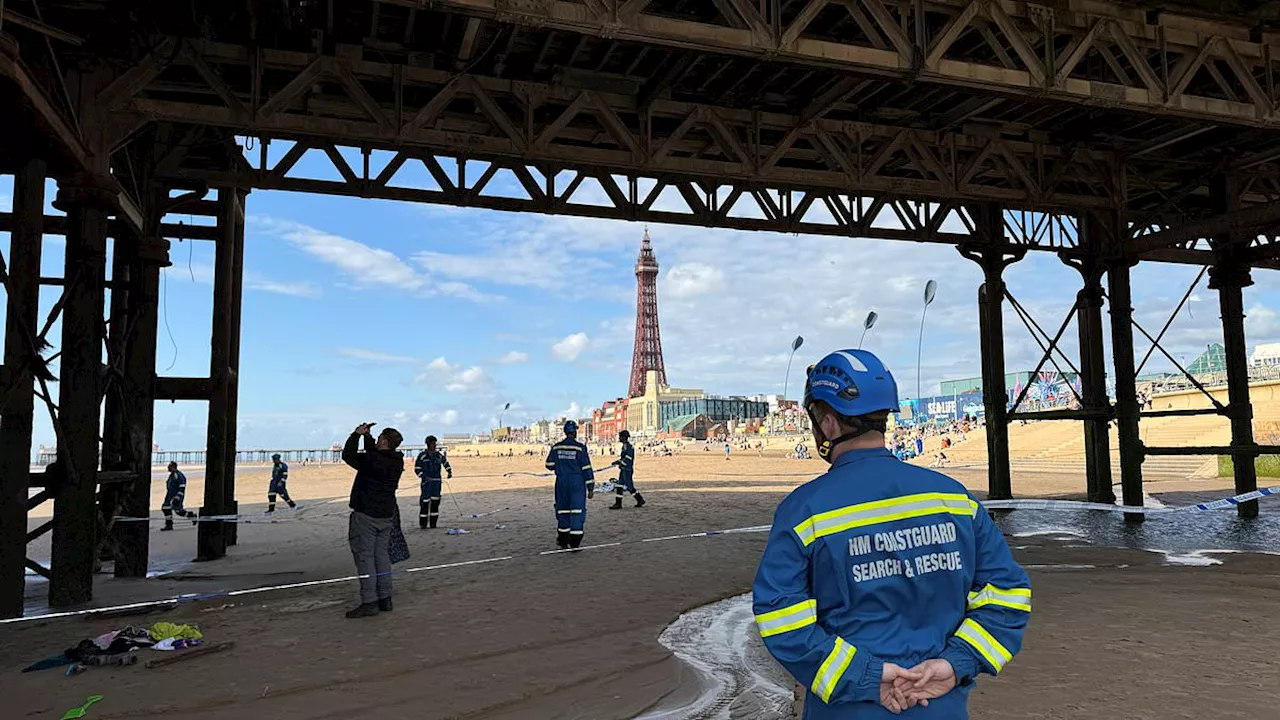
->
[637,594,794,720]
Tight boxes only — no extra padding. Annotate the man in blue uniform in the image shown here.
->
[160,461,197,531]
[608,430,645,509]
[415,435,453,528]
[267,453,296,513]
[753,349,1030,717]
[545,421,595,549]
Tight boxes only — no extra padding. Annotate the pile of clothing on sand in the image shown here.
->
[22,621,205,675]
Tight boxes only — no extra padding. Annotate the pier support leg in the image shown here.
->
[0,158,46,616]
[49,174,113,606]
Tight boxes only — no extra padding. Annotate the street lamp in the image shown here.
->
[858,311,878,349]
[917,280,937,412]
[498,402,510,429]
[782,335,805,402]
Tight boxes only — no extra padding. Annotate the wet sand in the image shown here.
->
[5,449,1280,719]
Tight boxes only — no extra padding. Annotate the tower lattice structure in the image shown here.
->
[628,228,668,398]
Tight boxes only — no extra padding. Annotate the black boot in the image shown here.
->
[609,496,623,510]
[556,531,570,549]
[420,502,429,528]
[161,519,174,532]
[345,603,379,619]
[634,493,646,508]
[287,500,297,509]
[568,534,583,550]
[378,597,393,612]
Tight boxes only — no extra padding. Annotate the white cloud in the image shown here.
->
[664,263,726,298]
[413,357,490,394]
[260,217,423,290]
[561,401,583,419]
[418,409,460,427]
[498,350,529,364]
[552,332,590,362]
[338,347,418,364]
[253,217,491,301]
[246,276,322,299]
[445,366,487,392]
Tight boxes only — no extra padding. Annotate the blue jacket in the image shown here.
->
[545,439,595,492]
[415,449,452,480]
[753,448,1029,719]
[165,470,187,500]
[612,442,634,480]
[272,461,289,485]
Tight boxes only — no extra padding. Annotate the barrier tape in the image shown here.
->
[13,485,1279,625]
[3,523,771,625]
[981,486,1280,514]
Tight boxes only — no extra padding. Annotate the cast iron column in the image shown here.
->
[224,188,247,546]
[111,229,170,577]
[1210,263,1258,517]
[0,158,46,617]
[49,174,114,606]
[1209,175,1260,518]
[961,204,1023,500]
[1067,249,1115,505]
[1106,256,1144,521]
[198,189,246,560]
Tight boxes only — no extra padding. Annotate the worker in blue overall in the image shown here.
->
[608,430,645,509]
[545,421,595,550]
[160,461,197,531]
[415,435,453,528]
[267,453,296,513]
[753,349,1030,717]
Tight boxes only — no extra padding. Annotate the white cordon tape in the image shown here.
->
[981,486,1280,514]
[1,524,770,625]
[112,514,295,524]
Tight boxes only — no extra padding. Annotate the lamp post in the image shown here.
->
[782,335,805,402]
[498,402,510,430]
[917,280,937,414]
[858,311,879,349]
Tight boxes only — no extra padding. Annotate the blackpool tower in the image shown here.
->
[628,228,668,398]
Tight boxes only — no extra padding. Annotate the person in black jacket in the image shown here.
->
[342,422,405,619]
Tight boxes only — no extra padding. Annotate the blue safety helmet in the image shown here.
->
[564,420,578,436]
[272,453,282,461]
[803,349,898,461]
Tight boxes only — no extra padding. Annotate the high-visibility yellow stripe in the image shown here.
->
[792,492,977,546]
[967,584,1032,612]
[810,637,857,703]
[956,618,1013,672]
[754,599,817,638]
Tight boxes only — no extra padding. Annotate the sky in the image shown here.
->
[4,146,1280,452]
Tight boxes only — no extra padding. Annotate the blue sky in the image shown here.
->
[4,150,1280,452]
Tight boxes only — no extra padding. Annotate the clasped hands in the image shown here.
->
[879,658,956,714]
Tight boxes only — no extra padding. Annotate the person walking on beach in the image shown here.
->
[415,435,452,528]
[343,422,405,618]
[753,350,1030,717]
[546,421,594,550]
[267,453,296,513]
[608,430,645,509]
[160,462,196,531]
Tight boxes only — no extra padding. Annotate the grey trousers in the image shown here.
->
[348,511,393,604]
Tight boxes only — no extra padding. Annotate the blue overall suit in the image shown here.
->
[414,448,452,528]
[608,441,646,508]
[546,437,594,549]
[753,448,1030,718]
[161,469,196,530]
[268,459,295,512]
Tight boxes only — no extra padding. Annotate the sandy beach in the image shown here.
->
[5,445,1279,719]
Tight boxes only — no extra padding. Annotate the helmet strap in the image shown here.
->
[812,413,887,463]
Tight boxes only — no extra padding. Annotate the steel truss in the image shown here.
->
[411,0,1280,129]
